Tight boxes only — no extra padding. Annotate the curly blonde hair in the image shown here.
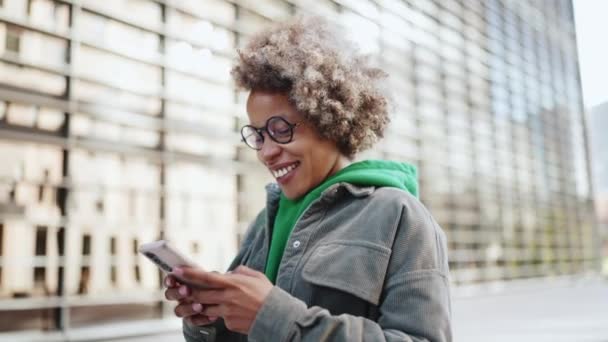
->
[231,15,389,158]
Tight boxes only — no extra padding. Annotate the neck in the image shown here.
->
[326,155,351,179]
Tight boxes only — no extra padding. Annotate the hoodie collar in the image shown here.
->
[265,181,374,216]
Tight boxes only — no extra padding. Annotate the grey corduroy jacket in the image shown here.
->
[183,182,452,342]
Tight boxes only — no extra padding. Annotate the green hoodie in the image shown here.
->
[264,159,418,283]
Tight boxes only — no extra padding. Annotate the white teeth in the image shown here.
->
[272,163,298,179]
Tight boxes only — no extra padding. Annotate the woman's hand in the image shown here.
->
[163,274,218,326]
[172,265,273,334]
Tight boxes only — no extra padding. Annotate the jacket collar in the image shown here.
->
[263,182,375,235]
[265,182,374,209]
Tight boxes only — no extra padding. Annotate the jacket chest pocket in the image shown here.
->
[301,241,391,318]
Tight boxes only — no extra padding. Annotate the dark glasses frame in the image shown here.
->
[240,116,301,150]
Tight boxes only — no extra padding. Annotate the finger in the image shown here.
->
[202,304,223,318]
[164,275,180,288]
[165,287,180,301]
[188,314,217,326]
[173,267,234,289]
[174,302,204,318]
[165,285,190,301]
[178,297,194,304]
[190,289,226,305]
[232,265,264,278]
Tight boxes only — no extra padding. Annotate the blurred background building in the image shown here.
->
[589,101,608,271]
[0,0,600,340]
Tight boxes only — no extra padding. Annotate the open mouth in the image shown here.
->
[271,161,300,180]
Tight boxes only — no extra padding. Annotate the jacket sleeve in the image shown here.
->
[182,209,267,342]
[247,198,452,342]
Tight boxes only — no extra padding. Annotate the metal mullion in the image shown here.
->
[52,0,73,6]
[232,2,248,243]
[75,102,164,131]
[162,29,235,61]
[163,118,239,140]
[0,86,70,110]
[52,0,79,333]
[0,54,71,77]
[0,255,61,268]
[75,1,236,59]
[75,74,163,100]
[330,0,379,22]
[75,85,238,123]
[0,85,235,138]
[73,72,236,117]
[0,12,234,82]
[0,127,162,161]
[77,4,163,35]
[0,175,257,203]
[0,121,64,137]
[1,52,162,99]
[0,127,258,173]
[76,75,232,116]
[152,0,248,36]
[223,0,281,22]
[78,39,231,88]
[0,127,71,147]
[0,86,164,132]
[0,290,165,311]
[157,1,171,320]
[0,54,238,117]
[0,12,71,40]
[0,213,162,233]
[1,211,227,231]
[83,0,237,59]
[79,39,164,68]
[159,93,238,119]
[163,62,231,88]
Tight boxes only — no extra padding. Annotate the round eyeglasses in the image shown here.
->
[240,116,301,150]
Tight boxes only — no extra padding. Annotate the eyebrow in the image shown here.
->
[250,114,289,128]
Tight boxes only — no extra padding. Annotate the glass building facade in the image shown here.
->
[0,0,598,338]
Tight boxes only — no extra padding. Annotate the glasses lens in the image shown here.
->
[267,117,292,143]
[241,126,263,149]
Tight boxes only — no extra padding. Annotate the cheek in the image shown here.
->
[315,143,339,162]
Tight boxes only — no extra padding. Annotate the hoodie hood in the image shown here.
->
[320,159,418,198]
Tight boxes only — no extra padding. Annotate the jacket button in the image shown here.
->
[293,240,301,248]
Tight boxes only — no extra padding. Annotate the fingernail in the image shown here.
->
[173,268,183,276]
[192,303,203,312]
[165,277,172,287]
[208,316,218,322]
[178,285,188,296]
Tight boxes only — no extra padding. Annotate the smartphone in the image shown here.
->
[138,240,207,288]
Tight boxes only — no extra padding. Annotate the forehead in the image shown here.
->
[246,91,300,126]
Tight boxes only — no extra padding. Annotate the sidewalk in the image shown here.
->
[452,277,608,342]
[104,277,608,342]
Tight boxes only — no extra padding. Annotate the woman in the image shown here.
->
[164,16,451,342]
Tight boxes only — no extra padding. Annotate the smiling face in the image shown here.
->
[246,90,350,200]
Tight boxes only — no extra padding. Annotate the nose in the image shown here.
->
[257,135,281,162]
